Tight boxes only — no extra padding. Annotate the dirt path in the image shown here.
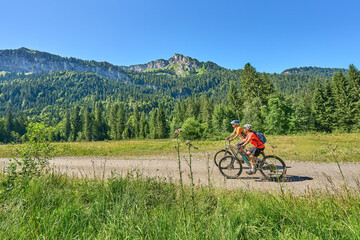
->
[1,154,359,194]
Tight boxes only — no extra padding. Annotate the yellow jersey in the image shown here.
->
[232,126,247,140]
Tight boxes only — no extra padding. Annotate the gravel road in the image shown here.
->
[1,154,359,194]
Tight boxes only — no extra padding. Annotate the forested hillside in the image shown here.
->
[281,66,348,77]
[0,48,359,143]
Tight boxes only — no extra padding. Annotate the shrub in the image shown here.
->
[181,118,204,140]
[8,123,54,178]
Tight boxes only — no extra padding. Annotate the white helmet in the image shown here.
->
[243,124,252,130]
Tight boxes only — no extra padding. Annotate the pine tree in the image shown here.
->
[83,107,93,141]
[312,80,326,131]
[185,97,196,119]
[348,64,360,126]
[139,112,147,139]
[228,81,243,121]
[122,117,133,139]
[211,104,235,133]
[240,63,261,102]
[4,110,14,142]
[149,109,158,139]
[132,105,140,138]
[174,102,185,124]
[323,79,335,132]
[94,102,108,140]
[260,73,274,104]
[121,126,130,140]
[200,94,214,134]
[348,64,360,97]
[72,105,82,140]
[240,64,274,106]
[332,71,356,131]
[64,109,71,141]
[290,87,315,132]
[0,119,6,143]
[157,103,169,139]
[14,113,27,136]
[117,103,126,140]
[109,104,119,140]
[242,97,265,132]
[211,104,225,134]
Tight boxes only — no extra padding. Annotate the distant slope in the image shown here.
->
[0,71,163,117]
[281,66,348,77]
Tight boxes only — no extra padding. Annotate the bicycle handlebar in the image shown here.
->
[225,139,247,152]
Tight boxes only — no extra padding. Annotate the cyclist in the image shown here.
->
[227,120,247,148]
[238,124,265,175]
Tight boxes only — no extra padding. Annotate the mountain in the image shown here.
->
[0,48,233,117]
[281,66,348,77]
[0,47,129,81]
[0,48,207,80]
[0,47,354,117]
[124,53,202,75]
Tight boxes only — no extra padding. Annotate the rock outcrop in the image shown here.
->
[0,48,203,80]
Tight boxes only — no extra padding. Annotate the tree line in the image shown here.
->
[0,63,359,143]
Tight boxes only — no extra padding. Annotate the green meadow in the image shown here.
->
[0,133,359,162]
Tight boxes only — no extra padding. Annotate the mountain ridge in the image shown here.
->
[0,48,207,80]
[0,48,348,79]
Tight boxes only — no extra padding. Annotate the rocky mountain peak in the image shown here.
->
[169,53,201,71]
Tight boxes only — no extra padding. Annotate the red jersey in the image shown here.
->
[248,132,265,149]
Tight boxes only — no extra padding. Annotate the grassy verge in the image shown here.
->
[0,133,359,162]
[0,172,359,239]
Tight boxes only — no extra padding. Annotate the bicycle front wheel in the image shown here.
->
[218,156,243,179]
[259,155,286,181]
[214,149,233,167]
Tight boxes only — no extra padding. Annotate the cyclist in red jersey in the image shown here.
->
[238,124,265,175]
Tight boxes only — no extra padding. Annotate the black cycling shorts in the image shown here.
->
[248,147,265,157]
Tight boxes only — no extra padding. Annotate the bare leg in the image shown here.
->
[246,151,256,167]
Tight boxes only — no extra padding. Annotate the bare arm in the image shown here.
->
[228,129,236,140]
[240,135,251,147]
[230,132,241,141]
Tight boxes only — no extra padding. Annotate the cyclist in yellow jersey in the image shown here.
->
[227,120,247,148]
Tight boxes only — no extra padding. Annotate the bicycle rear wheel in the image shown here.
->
[214,149,233,167]
[259,155,286,181]
[218,156,243,179]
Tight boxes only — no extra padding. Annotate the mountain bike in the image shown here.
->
[218,144,286,181]
[214,139,264,167]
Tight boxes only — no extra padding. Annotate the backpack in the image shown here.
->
[253,131,267,144]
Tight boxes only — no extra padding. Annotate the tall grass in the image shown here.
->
[0,172,359,239]
[1,132,360,239]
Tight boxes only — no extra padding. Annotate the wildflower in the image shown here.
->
[174,128,182,135]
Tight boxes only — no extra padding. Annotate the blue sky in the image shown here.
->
[1,0,359,73]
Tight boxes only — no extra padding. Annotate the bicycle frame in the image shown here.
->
[224,140,253,167]
[224,142,238,156]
